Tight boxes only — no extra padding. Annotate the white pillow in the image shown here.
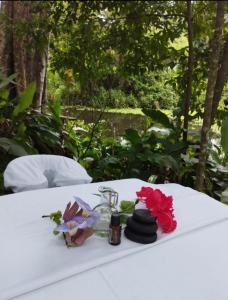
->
[4,155,92,193]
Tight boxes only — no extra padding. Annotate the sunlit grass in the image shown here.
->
[62,105,172,116]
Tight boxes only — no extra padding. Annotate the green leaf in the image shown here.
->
[0,138,29,156]
[149,153,179,170]
[49,99,61,128]
[0,100,7,109]
[142,109,174,129]
[148,175,158,183]
[166,142,186,153]
[0,89,9,100]
[53,230,60,235]
[120,200,135,214]
[50,211,62,225]
[13,82,36,117]
[125,128,141,144]
[221,117,228,156]
[0,74,16,90]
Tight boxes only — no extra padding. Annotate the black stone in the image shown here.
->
[133,209,156,224]
[124,227,157,244]
[127,217,158,235]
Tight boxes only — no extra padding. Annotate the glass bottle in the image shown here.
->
[108,212,121,245]
[93,186,118,237]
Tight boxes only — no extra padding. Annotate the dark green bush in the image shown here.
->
[47,68,178,109]
[90,88,138,108]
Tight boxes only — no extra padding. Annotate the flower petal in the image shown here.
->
[136,186,176,233]
[72,228,94,246]
[73,196,92,212]
[55,223,69,232]
[63,201,79,222]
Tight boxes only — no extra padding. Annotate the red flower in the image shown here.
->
[136,186,177,233]
[156,211,177,233]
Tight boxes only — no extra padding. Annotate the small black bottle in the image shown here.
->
[108,212,121,245]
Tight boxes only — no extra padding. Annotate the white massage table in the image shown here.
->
[1,179,228,300]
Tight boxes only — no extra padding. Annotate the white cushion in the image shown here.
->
[4,155,92,193]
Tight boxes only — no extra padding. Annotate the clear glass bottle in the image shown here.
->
[93,186,118,237]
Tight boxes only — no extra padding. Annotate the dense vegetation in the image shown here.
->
[0,1,228,200]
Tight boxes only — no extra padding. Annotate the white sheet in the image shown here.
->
[0,179,228,300]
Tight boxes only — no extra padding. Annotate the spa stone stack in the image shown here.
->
[124,209,158,244]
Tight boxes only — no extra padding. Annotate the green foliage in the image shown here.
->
[0,74,16,89]
[49,211,62,225]
[221,117,228,158]
[13,82,36,117]
[130,71,178,109]
[49,1,184,106]
[64,118,112,161]
[47,69,178,109]
[0,138,30,156]
[47,71,67,102]
[90,88,138,108]
[120,200,135,214]
[0,73,67,194]
[178,137,228,200]
[48,99,62,130]
[1,1,228,200]
[1,70,227,200]
[119,200,135,224]
[81,109,185,184]
[63,108,225,201]
[142,109,174,129]
[25,111,62,153]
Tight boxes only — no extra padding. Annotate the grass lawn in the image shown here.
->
[62,105,172,116]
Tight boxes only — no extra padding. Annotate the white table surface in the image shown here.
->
[1,178,228,300]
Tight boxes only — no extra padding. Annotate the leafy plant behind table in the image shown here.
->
[0,74,69,194]
[78,108,227,201]
[1,73,227,199]
[83,109,186,184]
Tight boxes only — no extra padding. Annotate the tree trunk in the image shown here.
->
[210,35,228,124]
[183,0,193,143]
[0,1,48,109]
[195,1,225,191]
[33,49,48,109]
[0,3,6,72]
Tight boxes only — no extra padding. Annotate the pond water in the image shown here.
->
[62,108,147,136]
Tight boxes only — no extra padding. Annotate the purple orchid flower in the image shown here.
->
[73,196,93,212]
[56,197,100,236]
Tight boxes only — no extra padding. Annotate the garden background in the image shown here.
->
[0,0,228,200]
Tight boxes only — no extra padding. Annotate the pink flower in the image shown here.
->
[136,186,177,233]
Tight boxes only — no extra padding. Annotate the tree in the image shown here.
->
[183,0,193,143]
[196,1,225,191]
[49,1,185,102]
[0,1,49,109]
[211,35,228,124]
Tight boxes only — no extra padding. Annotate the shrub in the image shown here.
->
[90,87,138,108]
[130,70,178,109]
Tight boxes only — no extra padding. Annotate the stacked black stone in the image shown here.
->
[124,209,158,244]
